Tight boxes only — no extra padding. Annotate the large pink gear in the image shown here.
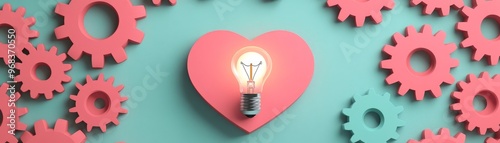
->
[456,0,500,65]
[0,83,28,143]
[153,0,177,6]
[450,72,500,135]
[380,25,459,100]
[410,0,464,16]
[486,132,500,143]
[0,3,39,65]
[21,119,86,143]
[326,0,394,27]
[408,128,466,143]
[70,73,128,132]
[15,44,72,100]
[55,0,146,68]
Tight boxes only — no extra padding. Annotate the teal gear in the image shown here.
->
[342,89,405,143]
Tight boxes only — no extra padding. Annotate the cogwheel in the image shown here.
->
[450,72,500,135]
[0,83,28,143]
[410,0,464,16]
[381,25,459,100]
[0,3,39,65]
[456,0,500,65]
[326,0,394,27]
[408,128,466,143]
[342,88,405,143]
[15,44,72,100]
[21,119,86,143]
[486,132,500,143]
[69,73,128,132]
[55,0,146,68]
[152,0,177,6]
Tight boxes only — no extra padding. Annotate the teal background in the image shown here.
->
[1,0,500,142]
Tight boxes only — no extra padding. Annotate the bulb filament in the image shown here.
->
[241,61,262,93]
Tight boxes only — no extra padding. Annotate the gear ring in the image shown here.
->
[456,0,500,65]
[342,88,404,143]
[410,0,464,16]
[55,0,146,68]
[408,128,466,143]
[152,0,177,6]
[69,73,128,132]
[21,119,86,143]
[381,25,459,100]
[486,132,500,143]
[0,3,39,65]
[15,44,72,99]
[0,83,28,143]
[450,72,500,135]
[326,0,394,27]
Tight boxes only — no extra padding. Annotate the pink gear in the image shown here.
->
[21,119,86,143]
[55,0,146,68]
[486,132,500,143]
[69,73,128,132]
[0,3,39,65]
[408,128,466,143]
[0,83,28,143]
[326,0,394,27]
[456,0,500,65]
[152,0,177,6]
[381,25,459,100]
[450,72,500,135]
[15,44,72,99]
[410,0,464,16]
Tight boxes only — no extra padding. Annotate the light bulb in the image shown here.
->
[231,46,272,118]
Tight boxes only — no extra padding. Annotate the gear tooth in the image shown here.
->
[111,48,128,63]
[472,50,485,61]
[393,32,405,43]
[386,74,398,84]
[423,5,436,15]
[489,56,499,65]
[45,92,54,99]
[472,0,483,7]
[24,16,36,27]
[405,25,417,36]
[350,134,361,143]
[72,130,87,143]
[75,117,83,123]
[439,6,450,16]
[397,119,405,126]
[116,85,125,91]
[3,3,12,11]
[410,0,422,6]
[112,118,120,125]
[382,45,396,55]
[370,11,383,24]
[91,55,105,68]
[152,0,161,6]
[98,73,105,81]
[86,75,93,82]
[121,96,128,101]
[34,120,49,133]
[54,119,69,132]
[76,83,83,90]
[480,127,488,135]
[453,0,464,8]
[407,140,419,143]
[119,107,128,113]
[54,3,69,15]
[430,87,442,98]
[20,132,34,141]
[451,91,462,99]
[420,24,432,35]
[99,124,107,132]
[397,84,410,96]
[49,47,58,54]
[15,6,26,16]
[54,26,70,39]
[87,125,93,132]
[133,5,147,19]
[69,107,78,112]
[129,29,145,44]
[55,84,64,92]
[67,45,83,60]
[438,128,450,136]
[466,122,476,131]
[423,129,434,138]
[367,88,376,95]
[380,60,393,69]
[28,29,39,38]
[354,16,365,27]
[455,132,466,141]
[30,91,40,99]
[466,74,478,82]
[395,106,404,114]
[337,10,350,22]
[480,72,490,79]
[384,0,395,9]
[383,92,391,99]
[326,0,338,7]
[63,75,72,82]
[414,90,425,100]
[391,132,400,139]
[444,74,456,84]
[456,22,468,32]
[342,108,353,116]
[492,126,500,132]
[456,113,468,122]
[434,31,447,42]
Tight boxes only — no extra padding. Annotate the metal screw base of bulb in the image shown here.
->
[241,93,261,118]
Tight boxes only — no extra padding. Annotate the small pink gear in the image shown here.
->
[456,0,500,65]
[410,0,464,16]
[408,128,466,143]
[69,73,128,132]
[21,119,86,143]
[55,0,146,68]
[380,25,459,100]
[326,0,394,27]
[15,44,72,99]
[0,83,28,143]
[486,132,500,143]
[450,72,500,135]
[152,0,177,6]
[0,3,39,65]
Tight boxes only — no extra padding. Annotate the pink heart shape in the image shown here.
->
[187,30,314,133]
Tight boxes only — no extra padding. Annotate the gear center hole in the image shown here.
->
[33,63,51,81]
[84,3,118,39]
[0,25,14,44]
[363,109,383,129]
[409,49,435,74]
[474,90,498,115]
[480,16,500,40]
[87,91,111,115]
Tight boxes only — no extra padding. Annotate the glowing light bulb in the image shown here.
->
[231,46,272,118]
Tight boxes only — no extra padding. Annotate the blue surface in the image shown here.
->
[1,0,500,142]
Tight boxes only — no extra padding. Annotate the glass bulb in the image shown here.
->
[231,46,272,118]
